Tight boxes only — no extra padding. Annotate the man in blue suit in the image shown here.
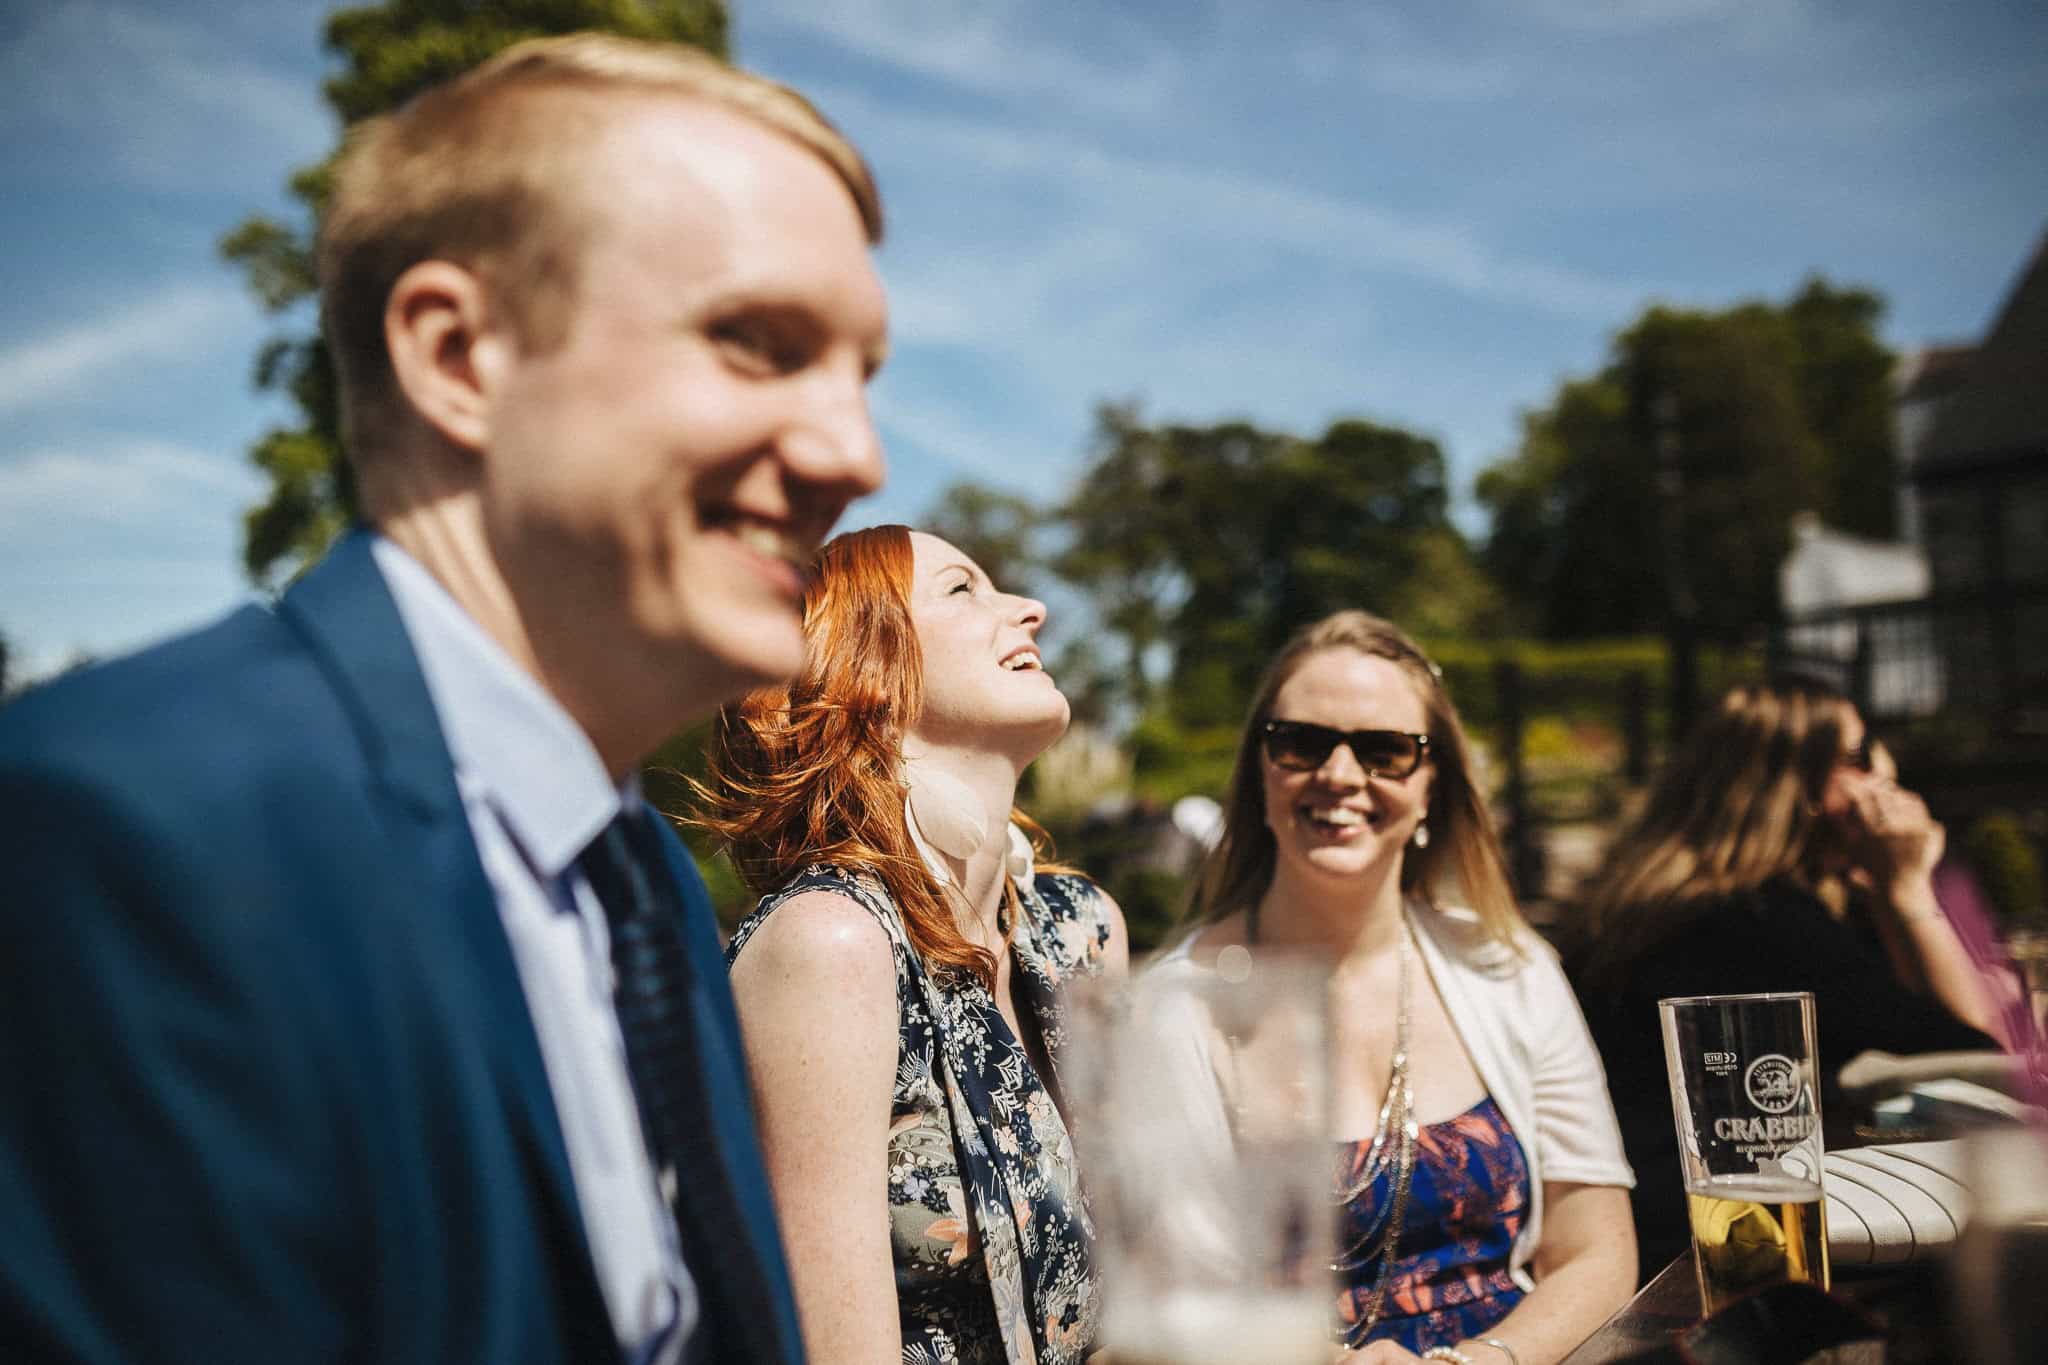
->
[0,34,888,1364]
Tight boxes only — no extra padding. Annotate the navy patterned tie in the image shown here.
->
[577,808,789,1365]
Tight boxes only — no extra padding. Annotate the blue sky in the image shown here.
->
[3,0,2044,679]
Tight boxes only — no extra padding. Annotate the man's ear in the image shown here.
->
[384,260,505,456]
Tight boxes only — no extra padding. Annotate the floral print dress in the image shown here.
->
[727,866,1114,1365]
[1334,1095,1530,1354]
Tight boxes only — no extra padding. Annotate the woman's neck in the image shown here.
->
[901,740,1022,943]
[1254,859,1409,967]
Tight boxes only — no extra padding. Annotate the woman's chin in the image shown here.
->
[1022,696,1073,748]
[997,702,1072,773]
[1286,838,1400,884]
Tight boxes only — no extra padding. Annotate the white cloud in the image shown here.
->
[881,225,1153,348]
[1727,61,2048,136]
[878,267,986,348]
[1357,51,1520,102]
[843,90,1650,323]
[872,388,1042,485]
[0,282,246,415]
[1514,0,1805,34]
[0,437,261,531]
[4,640,85,691]
[745,0,1176,119]
[0,434,260,676]
[834,81,1654,508]
[1284,9,1521,102]
[0,0,329,188]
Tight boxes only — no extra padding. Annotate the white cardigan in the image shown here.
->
[1148,898,1634,1290]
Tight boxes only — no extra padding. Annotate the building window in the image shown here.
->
[1921,487,1985,590]
[2018,600,2048,680]
[2004,471,2048,585]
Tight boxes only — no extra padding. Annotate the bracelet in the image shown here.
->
[1475,1337,1522,1365]
[1421,1350,1474,1365]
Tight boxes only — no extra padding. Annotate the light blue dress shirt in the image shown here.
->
[374,537,697,1365]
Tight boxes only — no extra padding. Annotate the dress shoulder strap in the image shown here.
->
[1021,871,1115,973]
[724,864,914,967]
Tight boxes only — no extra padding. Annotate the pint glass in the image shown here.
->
[1659,991,1830,1314]
[1064,955,1333,1364]
[1951,1127,2048,1365]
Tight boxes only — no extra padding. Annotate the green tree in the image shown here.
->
[222,0,730,588]
[1392,526,1507,640]
[1783,281,1898,539]
[1054,404,1488,729]
[923,481,1045,599]
[1478,376,1654,638]
[1963,811,2045,926]
[1048,402,1187,713]
[1163,416,1463,726]
[1477,278,1897,641]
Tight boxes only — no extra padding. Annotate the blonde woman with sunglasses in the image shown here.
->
[1158,611,1637,1365]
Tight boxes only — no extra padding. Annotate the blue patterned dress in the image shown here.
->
[1334,1095,1531,1354]
[727,866,1115,1365]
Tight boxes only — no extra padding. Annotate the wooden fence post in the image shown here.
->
[1494,659,1545,901]
[1623,668,1650,784]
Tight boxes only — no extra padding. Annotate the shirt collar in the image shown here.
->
[372,535,626,878]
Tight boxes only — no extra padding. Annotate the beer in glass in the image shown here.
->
[1660,991,1830,1314]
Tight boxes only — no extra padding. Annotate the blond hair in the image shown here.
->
[1189,610,1526,948]
[319,32,883,464]
[1570,676,1857,987]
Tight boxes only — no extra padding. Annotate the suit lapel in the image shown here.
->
[275,530,596,1293]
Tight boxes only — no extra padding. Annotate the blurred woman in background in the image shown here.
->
[1167,610,1636,1365]
[1566,675,2005,1280]
[695,525,1127,1365]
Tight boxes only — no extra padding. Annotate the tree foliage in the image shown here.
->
[1067,405,1490,727]
[1475,278,1898,642]
[222,0,729,587]
[922,481,1046,601]
[932,401,1497,735]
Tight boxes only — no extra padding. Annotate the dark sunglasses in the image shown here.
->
[1260,720,1431,778]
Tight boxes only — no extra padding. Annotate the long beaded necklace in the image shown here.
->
[1327,916,1425,1342]
[1246,905,1421,1350]
[1330,919,1418,1349]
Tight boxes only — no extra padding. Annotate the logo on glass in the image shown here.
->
[1743,1054,1799,1114]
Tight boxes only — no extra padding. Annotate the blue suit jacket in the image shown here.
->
[0,533,804,1364]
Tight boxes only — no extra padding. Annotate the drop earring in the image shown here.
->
[1411,821,1430,850]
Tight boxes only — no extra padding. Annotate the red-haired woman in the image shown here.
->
[694,524,1128,1365]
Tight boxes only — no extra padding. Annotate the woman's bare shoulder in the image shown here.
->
[732,886,898,994]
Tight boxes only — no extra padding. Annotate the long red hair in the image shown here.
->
[691,524,1046,988]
